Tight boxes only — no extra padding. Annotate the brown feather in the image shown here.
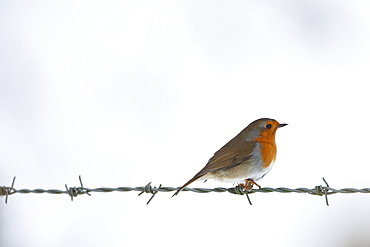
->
[172,133,257,197]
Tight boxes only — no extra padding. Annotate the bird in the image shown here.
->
[172,118,287,197]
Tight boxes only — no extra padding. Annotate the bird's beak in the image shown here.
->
[278,123,288,128]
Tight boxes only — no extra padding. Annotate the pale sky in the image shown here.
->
[1,1,370,247]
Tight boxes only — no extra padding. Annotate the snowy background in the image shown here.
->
[1,1,370,246]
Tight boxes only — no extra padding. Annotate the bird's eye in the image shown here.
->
[265,124,272,129]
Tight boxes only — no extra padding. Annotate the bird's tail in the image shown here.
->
[172,174,204,197]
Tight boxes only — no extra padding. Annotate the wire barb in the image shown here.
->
[314,177,330,206]
[1,177,16,204]
[228,185,253,205]
[65,176,91,201]
[138,182,162,205]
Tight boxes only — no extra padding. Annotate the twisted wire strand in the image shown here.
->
[7,186,370,195]
[2,176,370,205]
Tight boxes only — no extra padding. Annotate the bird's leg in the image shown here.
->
[239,179,261,191]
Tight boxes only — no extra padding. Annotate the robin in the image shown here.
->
[173,118,287,196]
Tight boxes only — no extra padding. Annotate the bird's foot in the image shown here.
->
[239,179,261,191]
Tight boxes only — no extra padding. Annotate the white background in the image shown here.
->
[1,1,370,246]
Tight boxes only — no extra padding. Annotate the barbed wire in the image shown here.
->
[1,176,370,205]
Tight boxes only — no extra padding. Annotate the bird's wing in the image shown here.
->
[195,142,254,176]
[172,140,255,197]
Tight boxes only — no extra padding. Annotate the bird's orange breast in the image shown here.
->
[255,131,277,168]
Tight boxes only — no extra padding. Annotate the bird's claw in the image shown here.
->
[239,179,261,191]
